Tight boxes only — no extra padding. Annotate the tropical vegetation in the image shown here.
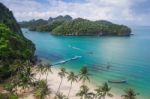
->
[34,80,51,99]
[0,2,139,99]
[19,15,72,32]
[0,2,35,83]
[57,67,68,94]
[79,66,90,84]
[52,18,131,36]
[122,88,139,99]
[67,71,78,98]
[19,15,131,36]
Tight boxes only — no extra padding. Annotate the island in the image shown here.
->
[19,16,131,36]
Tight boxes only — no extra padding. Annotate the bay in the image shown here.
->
[22,26,150,99]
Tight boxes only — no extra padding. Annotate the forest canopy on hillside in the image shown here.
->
[19,15,131,36]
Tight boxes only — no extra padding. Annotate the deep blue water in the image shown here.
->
[22,26,150,99]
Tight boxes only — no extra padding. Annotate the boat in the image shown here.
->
[108,80,127,83]
[59,60,67,64]
[71,56,82,60]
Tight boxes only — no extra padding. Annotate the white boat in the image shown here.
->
[71,56,82,60]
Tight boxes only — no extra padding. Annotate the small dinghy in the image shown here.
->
[108,80,127,83]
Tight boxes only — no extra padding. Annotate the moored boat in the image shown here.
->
[108,80,127,83]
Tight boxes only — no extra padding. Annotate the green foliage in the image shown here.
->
[19,15,131,36]
[53,18,131,36]
[0,24,35,60]
[67,71,78,97]
[67,71,78,83]
[58,67,68,78]
[34,80,51,99]
[0,93,18,99]
[9,94,18,99]
[19,15,72,32]
[0,3,22,34]
[122,88,139,99]
[100,82,113,99]
[56,67,68,94]
[0,2,35,63]
[54,93,68,99]
[10,60,35,89]
[0,2,35,83]
[76,85,95,99]
[4,83,15,93]
[0,63,11,82]
[79,66,90,84]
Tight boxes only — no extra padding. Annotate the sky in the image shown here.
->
[0,0,150,25]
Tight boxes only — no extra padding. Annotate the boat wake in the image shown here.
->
[53,55,82,65]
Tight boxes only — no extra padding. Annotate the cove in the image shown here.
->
[22,26,150,99]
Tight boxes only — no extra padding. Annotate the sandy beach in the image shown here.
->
[21,67,121,99]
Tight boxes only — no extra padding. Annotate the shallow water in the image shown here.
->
[22,26,150,99]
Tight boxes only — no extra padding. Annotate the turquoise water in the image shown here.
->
[22,26,150,99]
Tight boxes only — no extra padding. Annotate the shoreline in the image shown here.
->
[23,67,121,99]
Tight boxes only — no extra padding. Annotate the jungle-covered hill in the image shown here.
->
[19,15,131,36]
[0,2,35,81]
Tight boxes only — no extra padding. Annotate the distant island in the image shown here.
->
[19,15,131,36]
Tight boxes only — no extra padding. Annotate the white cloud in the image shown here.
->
[0,0,149,25]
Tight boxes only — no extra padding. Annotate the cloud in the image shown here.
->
[0,0,149,25]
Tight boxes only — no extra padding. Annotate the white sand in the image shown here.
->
[21,67,121,99]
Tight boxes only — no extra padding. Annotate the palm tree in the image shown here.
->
[18,68,34,92]
[76,85,94,99]
[79,66,90,84]
[67,71,78,98]
[10,60,24,77]
[122,88,139,99]
[8,60,24,92]
[9,60,34,93]
[18,72,31,92]
[35,63,52,81]
[101,82,113,99]
[34,80,51,99]
[95,86,103,99]
[24,60,35,82]
[35,63,45,80]
[54,92,68,99]
[43,63,52,81]
[56,67,68,94]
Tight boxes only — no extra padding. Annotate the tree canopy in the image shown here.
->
[19,15,131,36]
[0,23,34,60]
[0,3,35,81]
[52,18,131,36]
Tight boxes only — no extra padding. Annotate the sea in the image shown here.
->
[22,26,150,99]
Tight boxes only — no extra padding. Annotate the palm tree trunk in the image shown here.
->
[81,95,83,99]
[39,73,41,80]
[56,78,63,94]
[67,82,72,98]
[46,72,48,82]
[103,96,105,99]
